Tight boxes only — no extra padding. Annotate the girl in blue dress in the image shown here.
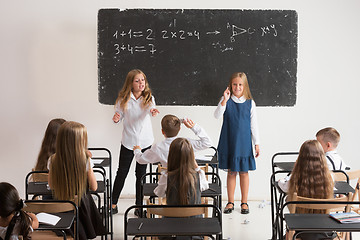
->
[214,72,260,214]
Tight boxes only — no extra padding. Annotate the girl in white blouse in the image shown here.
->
[111,69,159,216]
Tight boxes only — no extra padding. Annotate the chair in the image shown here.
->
[24,200,78,240]
[89,167,110,239]
[283,192,353,240]
[196,146,218,181]
[30,168,49,182]
[270,170,292,240]
[154,164,210,217]
[25,170,51,200]
[88,147,113,239]
[271,152,299,174]
[124,204,222,240]
[334,170,360,203]
[141,171,222,215]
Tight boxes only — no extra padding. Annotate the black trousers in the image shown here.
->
[112,144,149,205]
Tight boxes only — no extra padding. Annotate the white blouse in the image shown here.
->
[115,92,156,150]
[154,167,209,198]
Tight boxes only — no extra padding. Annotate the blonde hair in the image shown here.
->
[50,121,89,204]
[288,140,334,214]
[167,138,197,205]
[316,127,340,148]
[228,72,253,100]
[115,69,153,111]
[161,115,181,138]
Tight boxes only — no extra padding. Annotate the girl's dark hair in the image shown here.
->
[35,118,66,171]
[0,182,32,240]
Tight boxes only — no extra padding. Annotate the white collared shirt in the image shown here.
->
[115,92,156,150]
[326,150,349,171]
[133,123,213,197]
[133,123,213,167]
[155,167,209,198]
[214,95,260,145]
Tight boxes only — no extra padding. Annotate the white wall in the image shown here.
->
[1,0,360,201]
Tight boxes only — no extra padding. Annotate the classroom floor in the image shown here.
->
[103,199,274,240]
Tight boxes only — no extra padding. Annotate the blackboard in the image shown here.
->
[98,9,298,106]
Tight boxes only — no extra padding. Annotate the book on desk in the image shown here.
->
[330,211,360,223]
[36,212,61,226]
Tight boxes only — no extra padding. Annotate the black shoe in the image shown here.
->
[223,202,234,214]
[111,205,118,214]
[134,208,141,217]
[241,203,249,214]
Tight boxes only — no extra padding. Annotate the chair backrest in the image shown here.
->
[288,192,352,214]
[24,200,78,240]
[24,200,76,214]
[147,205,207,217]
[28,169,49,182]
[332,170,349,182]
[344,170,360,180]
[333,170,360,182]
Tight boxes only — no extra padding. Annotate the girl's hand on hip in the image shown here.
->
[150,108,160,117]
[112,112,121,123]
[255,145,260,158]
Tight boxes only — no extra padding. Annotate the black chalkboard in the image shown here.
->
[98,9,298,106]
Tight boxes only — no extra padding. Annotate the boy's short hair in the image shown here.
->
[316,127,340,148]
[161,115,181,138]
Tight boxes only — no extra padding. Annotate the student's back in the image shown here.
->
[48,121,105,240]
[34,118,65,171]
[166,138,203,205]
[287,140,335,240]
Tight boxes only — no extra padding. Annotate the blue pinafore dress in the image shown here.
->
[217,98,256,172]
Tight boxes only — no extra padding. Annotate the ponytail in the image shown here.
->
[4,199,32,240]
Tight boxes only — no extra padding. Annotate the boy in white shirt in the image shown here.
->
[316,127,350,171]
[133,114,213,197]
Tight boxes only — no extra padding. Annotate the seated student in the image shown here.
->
[0,182,39,240]
[286,140,336,240]
[133,114,212,197]
[34,118,66,171]
[316,127,350,171]
[166,138,209,205]
[48,121,105,240]
[159,138,208,240]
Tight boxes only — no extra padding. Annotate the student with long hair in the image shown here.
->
[214,72,260,214]
[48,121,105,240]
[166,138,209,205]
[34,118,66,171]
[287,140,335,240]
[111,69,159,215]
[0,182,38,240]
[288,140,334,211]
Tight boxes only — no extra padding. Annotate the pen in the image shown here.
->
[138,222,143,230]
